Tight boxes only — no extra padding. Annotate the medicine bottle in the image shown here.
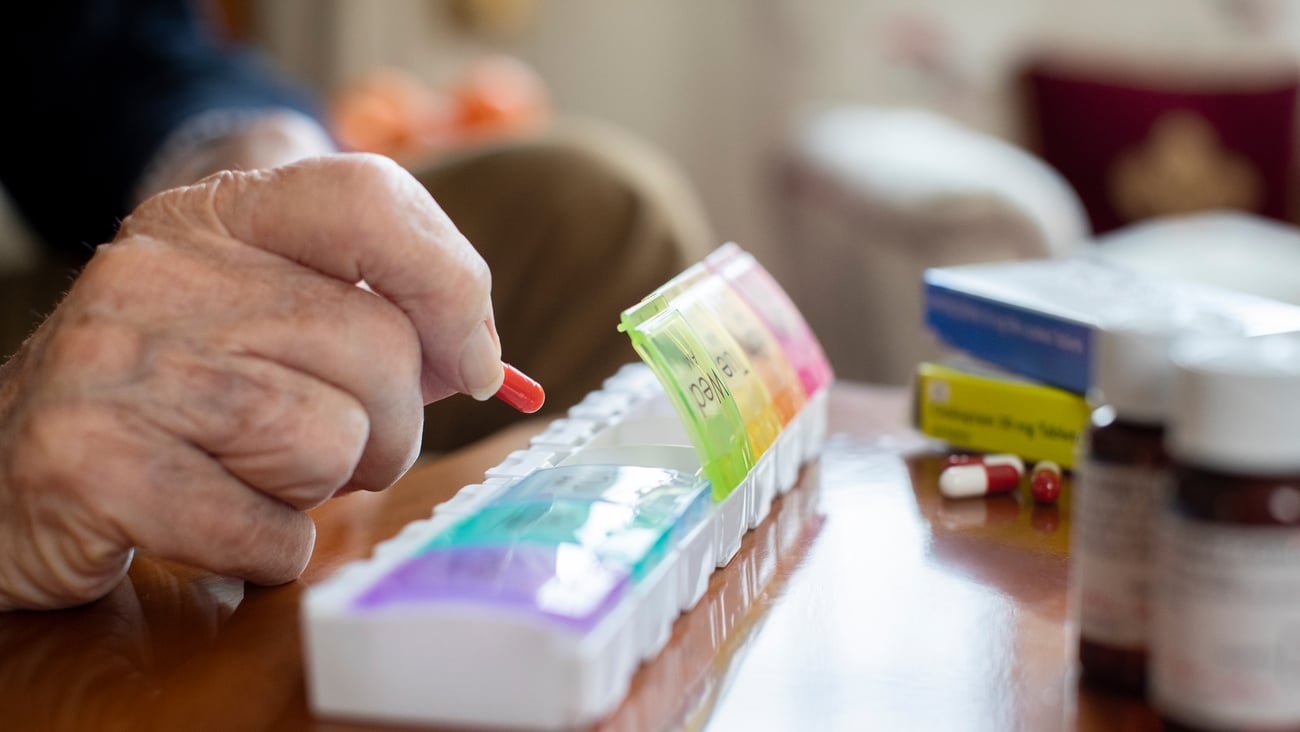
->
[1152,333,1300,731]
[1072,322,1174,694]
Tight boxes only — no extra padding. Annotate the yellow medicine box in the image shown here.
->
[912,360,1091,469]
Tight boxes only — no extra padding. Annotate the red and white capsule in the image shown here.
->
[1030,460,1063,504]
[939,463,1022,499]
[944,453,1026,476]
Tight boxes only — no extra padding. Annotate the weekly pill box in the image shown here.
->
[302,244,834,729]
[303,365,824,728]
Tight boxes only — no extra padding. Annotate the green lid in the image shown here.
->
[619,303,754,500]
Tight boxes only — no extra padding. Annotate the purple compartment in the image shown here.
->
[353,544,629,631]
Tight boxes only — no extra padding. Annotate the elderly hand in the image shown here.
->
[0,154,505,610]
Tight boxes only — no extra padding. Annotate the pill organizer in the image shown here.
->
[302,244,834,729]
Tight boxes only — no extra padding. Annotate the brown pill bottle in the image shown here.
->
[1152,333,1300,731]
[1072,321,1176,694]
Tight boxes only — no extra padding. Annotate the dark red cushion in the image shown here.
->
[1021,56,1299,235]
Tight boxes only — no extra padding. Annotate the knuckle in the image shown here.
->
[120,168,252,243]
[78,242,144,294]
[352,290,423,371]
[216,510,277,575]
[306,405,369,492]
[431,249,491,324]
[324,153,414,210]
[117,185,199,240]
[86,235,139,276]
[462,252,492,298]
[338,152,408,192]
[226,503,314,582]
[289,399,368,500]
[116,193,173,240]
[225,504,275,557]
[200,168,246,188]
[80,237,183,309]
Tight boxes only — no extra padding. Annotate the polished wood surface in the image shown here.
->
[0,382,1162,731]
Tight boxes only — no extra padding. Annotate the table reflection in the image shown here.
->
[0,559,263,732]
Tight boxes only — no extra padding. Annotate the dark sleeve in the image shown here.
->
[0,0,322,260]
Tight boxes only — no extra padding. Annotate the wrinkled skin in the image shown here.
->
[0,154,505,610]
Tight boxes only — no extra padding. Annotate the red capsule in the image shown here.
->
[939,463,1021,499]
[944,453,1025,476]
[495,363,546,414]
[1030,461,1063,504]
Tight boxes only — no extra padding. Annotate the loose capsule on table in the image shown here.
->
[939,463,1021,499]
[945,453,1026,476]
[1030,461,1062,504]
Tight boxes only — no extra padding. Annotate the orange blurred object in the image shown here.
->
[453,55,549,133]
[330,57,549,161]
[330,68,459,158]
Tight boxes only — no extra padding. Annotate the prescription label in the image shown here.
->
[1152,514,1300,729]
[1072,460,1167,647]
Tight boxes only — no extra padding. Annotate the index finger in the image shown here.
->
[159,153,503,402]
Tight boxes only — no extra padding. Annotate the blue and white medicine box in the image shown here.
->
[923,256,1300,394]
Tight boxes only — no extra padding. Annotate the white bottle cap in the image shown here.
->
[1091,311,1242,424]
[1169,333,1300,474]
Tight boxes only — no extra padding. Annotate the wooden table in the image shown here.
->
[0,383,1163,731]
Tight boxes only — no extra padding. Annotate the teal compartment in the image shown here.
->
[422,497,677,580]
[496,465,711,533]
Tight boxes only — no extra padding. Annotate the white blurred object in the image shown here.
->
[777,106,1090,385]
[1090,211,1300,306]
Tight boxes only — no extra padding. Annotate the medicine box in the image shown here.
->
[923,256,1300,394]
[912,359,1090,469]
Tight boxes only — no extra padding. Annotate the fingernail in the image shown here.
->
[459,321,504,400]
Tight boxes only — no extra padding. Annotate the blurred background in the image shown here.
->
[7,0,1300,384]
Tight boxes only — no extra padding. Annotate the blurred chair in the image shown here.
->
[775,106,1089,385]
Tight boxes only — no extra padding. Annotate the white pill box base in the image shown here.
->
[302,364,829,730]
